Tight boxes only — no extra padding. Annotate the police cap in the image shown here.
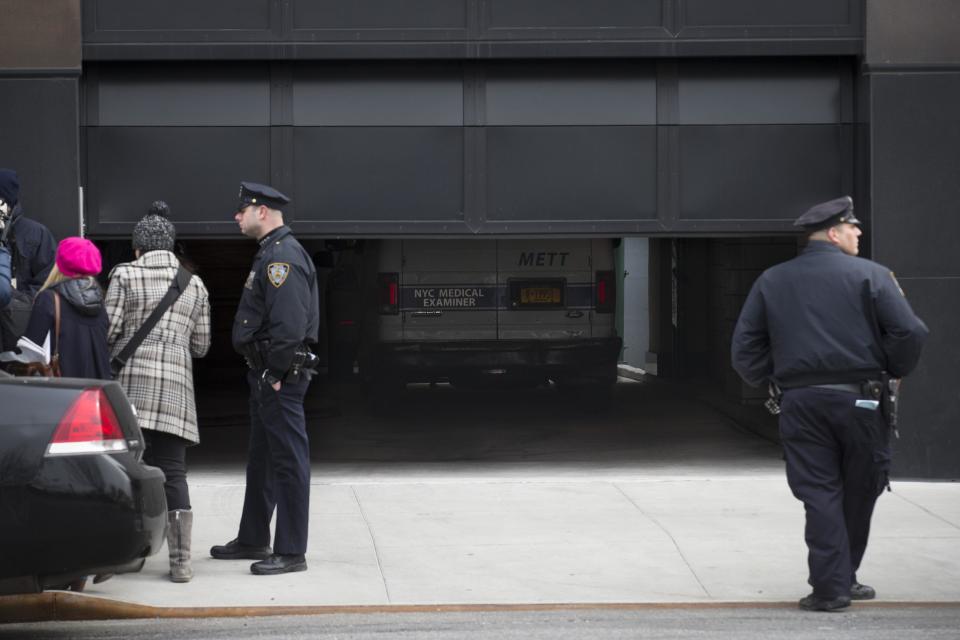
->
[237,181,291,212]
[793,196,861,231]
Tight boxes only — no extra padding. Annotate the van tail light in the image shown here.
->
[46,388,129,456]
[378,272,399,315]
[595,270,615,314]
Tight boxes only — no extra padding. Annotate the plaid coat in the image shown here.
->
[105,250,211,443]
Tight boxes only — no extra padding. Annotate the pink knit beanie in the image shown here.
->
[56,237,102,277]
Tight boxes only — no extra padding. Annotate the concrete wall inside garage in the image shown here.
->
[648,237,797,396]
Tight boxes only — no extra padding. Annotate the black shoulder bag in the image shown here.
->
[111,266,192,377]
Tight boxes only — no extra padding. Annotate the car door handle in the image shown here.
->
[566,310,584,319]
[411,310,444,317]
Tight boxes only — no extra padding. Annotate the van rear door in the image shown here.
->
[400,239,497,342]
[497,239,593,340]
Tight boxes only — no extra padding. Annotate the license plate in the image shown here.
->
[509,278,565,309]
[520,287,561,305]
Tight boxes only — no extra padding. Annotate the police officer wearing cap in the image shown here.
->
[731,196,928,611]
[210,182,320,575]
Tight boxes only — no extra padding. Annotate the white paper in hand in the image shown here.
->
[0,332,51,363]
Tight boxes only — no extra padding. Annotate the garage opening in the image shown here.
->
[91,234,795,468]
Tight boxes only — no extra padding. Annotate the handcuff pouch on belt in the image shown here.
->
[764,382,783,416]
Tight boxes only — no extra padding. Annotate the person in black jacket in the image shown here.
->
[210,182,320,576]
[1,169,55,352]
[0,245,10,309]
[0,169,56,297]
[23,237,111,379]
[732,196,928,612]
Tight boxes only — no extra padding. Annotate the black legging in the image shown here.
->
[143,429,191,511]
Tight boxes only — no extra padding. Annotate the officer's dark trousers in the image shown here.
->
[779,388,890,599]
[238,370,312,555]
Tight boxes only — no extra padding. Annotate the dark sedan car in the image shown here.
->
[0,372,167,595]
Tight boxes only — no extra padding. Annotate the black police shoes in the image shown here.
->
[210,538,272,560]
[850,582,876,600]
[798,594,852,612]
[251,553,307,575]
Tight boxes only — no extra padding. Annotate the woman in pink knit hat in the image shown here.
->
[22,236,111,379]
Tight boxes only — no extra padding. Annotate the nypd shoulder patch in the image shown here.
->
[267,262,291,288]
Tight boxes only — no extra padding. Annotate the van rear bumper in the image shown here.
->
[371,337,622,384]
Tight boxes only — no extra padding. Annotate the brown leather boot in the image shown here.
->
[166,509,193,583]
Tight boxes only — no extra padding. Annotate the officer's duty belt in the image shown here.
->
[810,381,885,400]
[810,383,862,394]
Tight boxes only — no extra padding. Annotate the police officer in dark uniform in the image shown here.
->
[731,196,928,611]
[210,182,320,575]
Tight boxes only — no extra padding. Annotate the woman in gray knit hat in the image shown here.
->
[105,201,211,583]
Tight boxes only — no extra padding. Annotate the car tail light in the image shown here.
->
[595,270,615,314]
[378,272,399,315]
[46,388,129,456]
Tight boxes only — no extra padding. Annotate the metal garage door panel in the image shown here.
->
[88,0,269,32]
[485,61,656,126]
[678,125,845,222]
[486,126,657,222]
[488,0,660,29]
[96,64,270,127]
[86,126,270,232]
[292,0,467,30]
[293,127,464,223]
[292,63,463,126]
[678,59,842,125]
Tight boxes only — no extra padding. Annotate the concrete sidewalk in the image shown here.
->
[73,467,960,609]
[5,381,959,621]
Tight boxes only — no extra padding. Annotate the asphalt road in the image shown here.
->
[4,606,960,640]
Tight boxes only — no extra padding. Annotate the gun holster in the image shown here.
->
[241,341,267,370]
[287,346,319,382]
[880,372,900,437]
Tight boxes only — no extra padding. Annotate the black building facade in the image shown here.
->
[1,1,957,478]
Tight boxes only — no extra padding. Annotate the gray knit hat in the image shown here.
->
[132,200,176,253]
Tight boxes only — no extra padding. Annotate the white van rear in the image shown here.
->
[361,239,621,389]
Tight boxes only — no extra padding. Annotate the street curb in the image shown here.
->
[3,593,960,623]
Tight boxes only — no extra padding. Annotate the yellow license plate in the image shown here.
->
[520,287,561,305]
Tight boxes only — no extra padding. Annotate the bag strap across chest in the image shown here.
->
[111,265,191,376]
[52,290,60,357]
